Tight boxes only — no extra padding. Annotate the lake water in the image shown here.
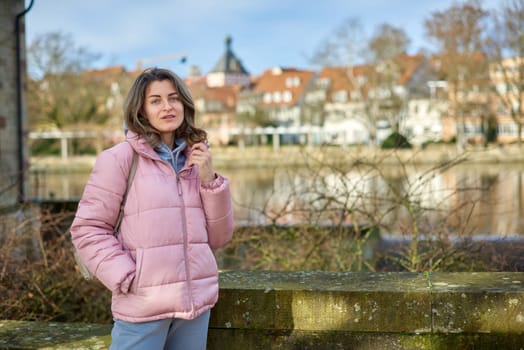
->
[29,162,524,237]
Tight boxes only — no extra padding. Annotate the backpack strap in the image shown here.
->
[114,150,139,236]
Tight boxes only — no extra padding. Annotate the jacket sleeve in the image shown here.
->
[200,174,234,250]
[70,148,136,293]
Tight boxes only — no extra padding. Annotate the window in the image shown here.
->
[285,76,301,88]
[356,76,367,85]
[110,82,120,95]
[332,90,348,103]
[495,83,506,94]
[283,91,292,102]
[498,123,517,135]
[350,90,362,100]
[263,92,272,104]
[273,91,282,103]
[317,78,330,89]
[497,103,508,115]
[195,99,205,111]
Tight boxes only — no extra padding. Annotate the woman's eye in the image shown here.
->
[151,99,160,105]
[169,97,178,102]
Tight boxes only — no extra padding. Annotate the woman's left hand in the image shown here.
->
[189,143,216,183]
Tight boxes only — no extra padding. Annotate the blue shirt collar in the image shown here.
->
[156,138,187,172]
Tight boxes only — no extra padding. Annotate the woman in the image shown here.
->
[70,67,234,349]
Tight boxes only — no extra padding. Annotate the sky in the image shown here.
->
[25,0,502,78]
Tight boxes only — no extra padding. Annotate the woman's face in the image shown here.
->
[143,79,184,147]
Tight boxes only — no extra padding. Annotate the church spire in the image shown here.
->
[209,35,249,75]
[207,35,250,87]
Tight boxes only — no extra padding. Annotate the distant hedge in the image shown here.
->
[381,132,412,149]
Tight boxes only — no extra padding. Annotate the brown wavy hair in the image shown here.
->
[124,67,207,148]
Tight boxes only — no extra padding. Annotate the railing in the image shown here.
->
[28,126,351,159]
[29,130,123,159]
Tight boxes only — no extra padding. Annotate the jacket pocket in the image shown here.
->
[133,245,186,289]
[131,248,144,293]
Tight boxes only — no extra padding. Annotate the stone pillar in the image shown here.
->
[0,0,29,206]
[60,137,68,160]
[272,130,280,152]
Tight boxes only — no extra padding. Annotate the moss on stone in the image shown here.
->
[0,320,111,349]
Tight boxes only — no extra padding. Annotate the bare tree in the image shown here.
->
[368,23,411,61]
[26,32,135,155]
[366,24,412,134]
[486,0,524,146]
[27,32,107,130]
[424,0,492,150]
[309,17,368,68]
[308,19,416,146]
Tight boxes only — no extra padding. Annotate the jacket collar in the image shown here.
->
[125,131,192,165]
[125,130,159,160]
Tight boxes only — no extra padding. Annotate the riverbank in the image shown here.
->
[29,143,524,172]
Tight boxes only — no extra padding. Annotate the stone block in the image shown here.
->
[211,271,431,333]
[0,320,111,349]
[430,272,524,333]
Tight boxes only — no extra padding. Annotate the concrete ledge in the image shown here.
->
[0,320,111,349]
[209,271,524,349]
[211,271,430,333]
[2,271,524,349]
[211,271,524,332]
[207,330,524,350]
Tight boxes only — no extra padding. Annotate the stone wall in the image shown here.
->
[209,271,524,349]
[1,271,524,349]
[0,0,28,207]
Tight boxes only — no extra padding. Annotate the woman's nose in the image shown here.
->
[163,99,173,109]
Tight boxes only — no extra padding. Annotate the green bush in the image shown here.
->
[30,139,61,156]
[381,132,412,149]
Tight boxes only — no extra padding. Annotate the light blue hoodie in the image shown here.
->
[124,122,187,173]
[155,139,187,173]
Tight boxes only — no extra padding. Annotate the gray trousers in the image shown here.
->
[109,311,211,350]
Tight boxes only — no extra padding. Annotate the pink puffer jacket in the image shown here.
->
[70,132,234,322]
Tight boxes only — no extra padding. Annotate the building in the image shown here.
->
[206,36,250,88]
[306,65,371,145]
[234,67,315,145]
[1,0,30,205]
[403,56,449,145]
[300,54,434,146]
[187,36,250,145]
[490,56,524,144]
[189,75,240,145]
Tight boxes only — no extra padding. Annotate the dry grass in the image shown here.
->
[0,203,112,323]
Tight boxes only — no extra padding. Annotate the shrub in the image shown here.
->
[381,132,412,149]
[0,205,112,323]
[30,139,61,156]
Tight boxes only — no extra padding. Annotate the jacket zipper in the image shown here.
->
[176,170,194,314]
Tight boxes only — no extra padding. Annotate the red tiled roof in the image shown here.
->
[186,78,238,112]
[318,65,372,101]
[396,53,424,85]
[82,65,138,81]
[185,76,208,93]
[317,54,425,102]
[204,86,238,109]
[253,67,315,106]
